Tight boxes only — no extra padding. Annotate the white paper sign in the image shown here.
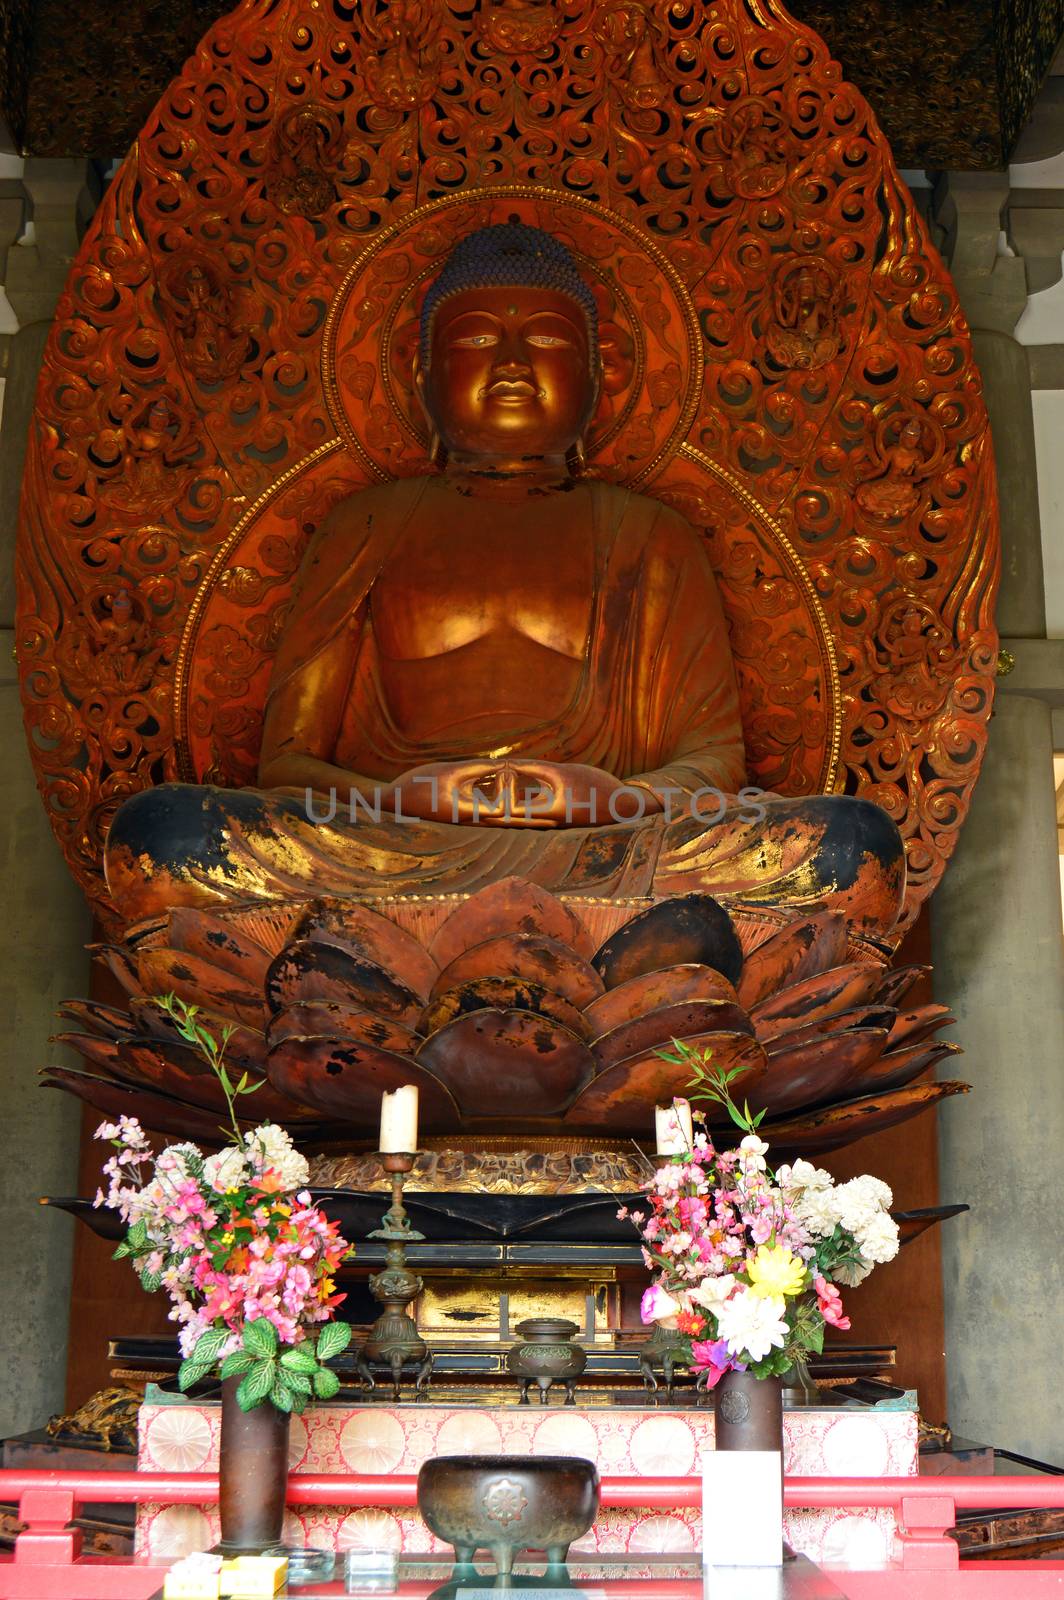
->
[702,1449,783,1569]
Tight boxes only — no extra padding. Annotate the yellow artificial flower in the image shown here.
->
[746,1244,806,1300]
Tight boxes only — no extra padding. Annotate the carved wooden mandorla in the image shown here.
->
[21,0,995,1150]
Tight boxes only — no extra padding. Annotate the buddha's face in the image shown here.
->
[419,285,598,463]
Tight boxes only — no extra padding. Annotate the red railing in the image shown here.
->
[1,1469,1062,1599]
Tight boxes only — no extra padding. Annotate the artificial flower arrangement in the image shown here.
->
[94,995,353,1412]
[625,1040,900,1388]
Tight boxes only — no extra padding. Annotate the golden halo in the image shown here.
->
[320,186,703,486]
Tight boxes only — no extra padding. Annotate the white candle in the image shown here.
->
[655,1097,693,1155]
[379,1085,419,1153]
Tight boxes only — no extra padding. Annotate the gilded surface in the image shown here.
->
[17,0,998,939]
[308,1144,651,1195]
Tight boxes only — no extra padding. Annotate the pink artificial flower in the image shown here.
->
[814,1273,851,1330]
[640,1283,681,1325]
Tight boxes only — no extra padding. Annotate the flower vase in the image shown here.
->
[712,1370,784,1454]
[218,1377,290,1552]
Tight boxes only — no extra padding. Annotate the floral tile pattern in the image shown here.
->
[137,1399,916,1566]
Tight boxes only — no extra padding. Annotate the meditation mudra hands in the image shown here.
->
[377,759,664,828]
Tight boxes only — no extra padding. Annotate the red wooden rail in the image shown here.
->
[1,1469,1062,1599]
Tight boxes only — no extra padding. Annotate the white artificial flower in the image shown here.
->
[736,1133,769,1174]
[793,1187,839,1239]
[833,1175,893,1234]
[203,1145,249,1192]
[689,1273,737,1314]
[778,1158,833,1195]
[245,1123,309,1191]
[715,1287,789,1363]
[854,1210,899,1264]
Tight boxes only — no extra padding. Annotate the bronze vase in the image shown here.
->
[713,1370,783,1453]
[218,1377,290,1553]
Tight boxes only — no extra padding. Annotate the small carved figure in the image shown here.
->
[362,0,442,110]
[765,255,843,371]
[269,104,345,218]
[595,1,668,110]
[57,585,164,697]
[717,96,790,199]
[106,397,195,513]
[855,414,936,521]
[161,259,251,384]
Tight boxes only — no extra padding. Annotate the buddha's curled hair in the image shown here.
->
[419,219,599,368]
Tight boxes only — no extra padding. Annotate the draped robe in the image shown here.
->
[105,478,904,939]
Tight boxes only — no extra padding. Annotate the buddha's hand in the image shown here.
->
[387,759,660,828]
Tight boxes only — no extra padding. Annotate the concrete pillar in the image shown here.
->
[929,171,1064,1462]
[0,161,92,1436]
[929,693,1064,1461]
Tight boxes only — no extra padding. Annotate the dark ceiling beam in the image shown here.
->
[1,0,1061,167]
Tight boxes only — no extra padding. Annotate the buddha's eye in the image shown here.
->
[451,333,498,347]
[526,334,572,348]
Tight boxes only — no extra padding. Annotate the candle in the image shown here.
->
[655,1097,693,1156]
[379,1085,419,1153]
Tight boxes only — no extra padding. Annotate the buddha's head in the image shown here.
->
[416,220,600,468]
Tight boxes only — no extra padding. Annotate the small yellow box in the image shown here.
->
[218,1554,289,1597]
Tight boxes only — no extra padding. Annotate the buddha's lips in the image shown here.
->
[483,380,539,401]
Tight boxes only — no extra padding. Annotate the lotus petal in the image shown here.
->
[126,997,268,1076]
[761,1005,895,1055]
[89,943,144,996]
[593,895,743,989]
[57,1001,134,1041]
[583,965,739,1035]
[268,1001,418,1055]
[885,1004,954,1052]
[749,962,885,1042]
[415,1010,594,1117]
[122,1038,316,1122]
[135,947,265,1029]
[265,1035,458,1126]
[753,1028,889,1117]
[420,979,591,1041]
[39,1066,255,1142]
[165,906,274,988]
[591,999,753,1070]
[566,1031,766,1132]
[56,1033,124,1073]
[873,965,930,1009]
[265,938,422,1026]
[429,877,596,967]
[432,934,604,1010]
[736,912,849,1009]
[755,1080,970,1155]
[292,901,438,999]
[843,1040,963,1099]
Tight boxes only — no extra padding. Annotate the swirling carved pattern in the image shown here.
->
[16,0,998,936]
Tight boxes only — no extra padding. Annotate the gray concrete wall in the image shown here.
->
[0,166,90,1437]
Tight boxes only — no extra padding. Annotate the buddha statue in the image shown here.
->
[105,222,904,943]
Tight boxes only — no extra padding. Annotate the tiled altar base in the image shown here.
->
[137,1399,917,1568]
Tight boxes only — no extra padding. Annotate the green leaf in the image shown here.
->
[112,1241,132,1261]
[178,1359,212,1393]
[127,1219,149,1250]
[189,1326,230,1367]
[220,1350,256,1379]
[236,1360,276,1410]
[283,1370,312,1396]
[140,1267,163,1293]
[243,1317,279,1359]
[280,1346,320,1375]
[269,1376,295,1414]
[315,1321,352,1362]
[239,1077,265,1095]
[312,1366,341,1400]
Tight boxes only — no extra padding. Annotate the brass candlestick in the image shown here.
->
[355,1152,433,1402]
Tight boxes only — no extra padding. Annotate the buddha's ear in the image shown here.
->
[412,348,430,424]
